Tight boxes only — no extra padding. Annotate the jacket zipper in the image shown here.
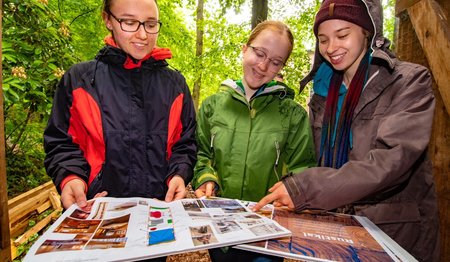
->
[210,132,216,166]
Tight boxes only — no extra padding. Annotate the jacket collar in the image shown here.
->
[100,35,172,69]
[222,79,295,100]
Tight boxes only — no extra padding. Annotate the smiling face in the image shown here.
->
[242,29,291,90]
[317,19,369,83]
[103,0,159,60]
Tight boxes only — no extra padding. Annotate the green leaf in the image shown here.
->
[2,83,10,91]
[6,88,20,101]
[2,53,17,63]
[47,63,58,70]
[10,81,26,91]
[32,60,45,67]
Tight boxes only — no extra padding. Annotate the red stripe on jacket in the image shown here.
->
[68,88,105,186]
[167,94,184,160]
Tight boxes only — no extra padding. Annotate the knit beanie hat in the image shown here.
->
[313,0,374,36]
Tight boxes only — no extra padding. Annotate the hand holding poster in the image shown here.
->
[24,197,290,262]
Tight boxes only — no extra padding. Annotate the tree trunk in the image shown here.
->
[192,0,204,111]
[0,4,12,261]
[251,0,268,29]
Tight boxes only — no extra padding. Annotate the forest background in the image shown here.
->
[2,0,394,198]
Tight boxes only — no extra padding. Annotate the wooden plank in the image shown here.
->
[7,184,61,259]
[438,195,450,261]
[408,0,450,116]
[7,181,54,209]
[9,240,17,260]
[0,5,12,261]
[8,186,54,224]
[430,88,450,262]
[6,181,61,260]
[9,218,31,239]
[36,200,52,214]
[49,191,62,210]
[396,0,421,15]
[13,209,61,247]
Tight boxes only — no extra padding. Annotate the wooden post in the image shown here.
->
[395,0,450,261]
[406,0,450,116]
[0,1,12,261]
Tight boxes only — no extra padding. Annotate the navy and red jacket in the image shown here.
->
[44,39,197,200]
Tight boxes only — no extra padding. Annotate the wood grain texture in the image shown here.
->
[396,1,450,260]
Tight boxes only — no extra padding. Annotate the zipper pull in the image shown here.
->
[273,141,281,181]
[275,141,280,167]
[210,133,216,149]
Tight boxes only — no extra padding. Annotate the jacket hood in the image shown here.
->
[300,0,396,92]
[101,35,172,69]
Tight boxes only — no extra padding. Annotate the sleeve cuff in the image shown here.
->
[166,175,174,187]
[194,172,219,190]
[60,175,87,194]
[282,175,308,211]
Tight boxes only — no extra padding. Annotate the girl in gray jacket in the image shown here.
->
[254,0,439,261]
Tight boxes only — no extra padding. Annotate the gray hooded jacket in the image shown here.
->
[284,0,440,261]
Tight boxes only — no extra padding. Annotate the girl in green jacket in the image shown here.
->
[192,20,316,262]
[193,20,315,204]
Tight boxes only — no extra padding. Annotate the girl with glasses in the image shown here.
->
[192,20,316,261]
[44,0,197,220]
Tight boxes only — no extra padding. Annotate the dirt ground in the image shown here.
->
[167,250,298,262]
[167,250,212,262]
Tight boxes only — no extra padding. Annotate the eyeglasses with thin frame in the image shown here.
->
[247,45,285,73]
[107,11,162,34]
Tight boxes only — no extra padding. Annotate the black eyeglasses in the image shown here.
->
[108,11,162,34]
[248,45,285,73]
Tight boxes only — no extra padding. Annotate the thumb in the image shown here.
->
[205,182,214,197]
[165,185,175,202]
[71,183,87,208]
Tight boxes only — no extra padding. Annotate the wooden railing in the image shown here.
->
[7,181,62,259]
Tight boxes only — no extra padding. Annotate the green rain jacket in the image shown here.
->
[193,79,316,202]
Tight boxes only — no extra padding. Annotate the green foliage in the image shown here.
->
[48,0,107,60]
[5,106,49,198]
[383,0,396,49]
[3,0,78,197]
[157,0,196,83]
[196,13,249,101]
[277,2,318,106]
[216,0,246,14]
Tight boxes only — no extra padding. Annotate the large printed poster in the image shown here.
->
[236,206,417,262]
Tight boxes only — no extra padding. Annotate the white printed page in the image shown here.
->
[24,197,290,262]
